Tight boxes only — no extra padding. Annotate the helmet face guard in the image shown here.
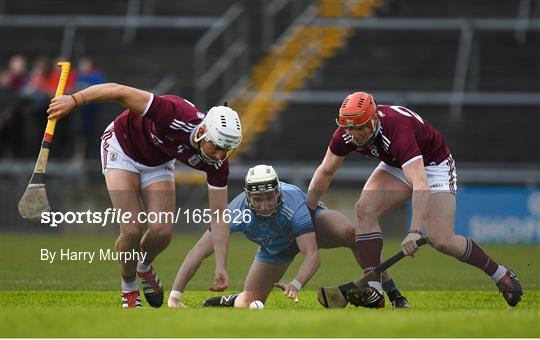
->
[195,131,236,166]
[246,189,282,219]
[337,114,380,146]
[244,165,282,218]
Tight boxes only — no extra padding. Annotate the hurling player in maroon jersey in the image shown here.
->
[48,83,242,308]
[307,91,522,308]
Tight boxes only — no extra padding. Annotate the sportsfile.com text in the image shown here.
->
[40,208,251,227]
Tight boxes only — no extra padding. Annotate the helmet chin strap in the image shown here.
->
[194,125,235,166]
[198,148,222,166]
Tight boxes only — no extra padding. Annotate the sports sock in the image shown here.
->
[353,232,383,273]
[458,237,499,277]
[382,278,399,294]
[336,232,384,295]
[137,261,151,273]
[121,276,138,292]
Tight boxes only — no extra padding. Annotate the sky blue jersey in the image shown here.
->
[228,182,315,257]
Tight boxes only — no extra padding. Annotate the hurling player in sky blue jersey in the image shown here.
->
[167,165,409,308]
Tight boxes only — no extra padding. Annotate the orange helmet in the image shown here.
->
[336,92,377,128]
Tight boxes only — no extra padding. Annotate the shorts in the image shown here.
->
[255,243,300,265]
[100,122,175,189]
[377,155,457,194]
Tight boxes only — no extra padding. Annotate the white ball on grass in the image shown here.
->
[249,300,264,309]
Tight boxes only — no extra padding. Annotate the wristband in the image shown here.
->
[71,92,86,107]
[290,279,302,291]
[169,290,182,300]
[408,229,422,236]
[70,94,80,107]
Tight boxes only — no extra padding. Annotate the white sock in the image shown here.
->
[490,265,507,283]
[137,261,151,273]
[121,277,138,292]
[169,290,182,300]
[367,281,384,294]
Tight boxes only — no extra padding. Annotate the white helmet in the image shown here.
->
[203,106,242,149]
[245,165,282,218]
[195,106,242,165]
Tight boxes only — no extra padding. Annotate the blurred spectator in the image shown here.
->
[22,58,50,99]
[1,55,108,160]
[73,57,106,160]
[0,55,29,158]
[0,55,28,91]
[77,57,106,89]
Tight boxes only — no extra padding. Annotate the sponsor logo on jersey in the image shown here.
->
[188,154,201,166]
[177,145,186,154]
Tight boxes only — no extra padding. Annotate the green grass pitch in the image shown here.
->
[1,233,539,337]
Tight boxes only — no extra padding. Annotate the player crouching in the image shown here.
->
[168,165,409,309]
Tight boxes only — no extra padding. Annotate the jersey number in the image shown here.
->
[391,106,424,124]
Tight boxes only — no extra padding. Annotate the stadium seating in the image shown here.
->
[239,0,540,164]
[1,0,538,164]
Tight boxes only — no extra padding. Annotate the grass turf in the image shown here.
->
[1,233,539,337]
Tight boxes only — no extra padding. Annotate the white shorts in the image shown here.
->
[377,155,457,194]
[100,122,175,189]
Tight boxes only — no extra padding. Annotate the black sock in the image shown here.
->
[382,279,399,294]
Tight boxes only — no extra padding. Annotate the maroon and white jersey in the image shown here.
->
[329,105,451,168]
[113,94,229,187]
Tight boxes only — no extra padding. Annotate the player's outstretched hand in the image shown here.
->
[401,232,422,256]
[167,297,189,308]
[47,95,77,120]
[209,269,229,292]
[274,282,299,303]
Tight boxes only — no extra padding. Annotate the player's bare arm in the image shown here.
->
[275,232,320,302]
[169,231,214,308]
[401,157,430,256]
[207,185,230,292]
[307,148,344,209]
[47,83,151,119]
